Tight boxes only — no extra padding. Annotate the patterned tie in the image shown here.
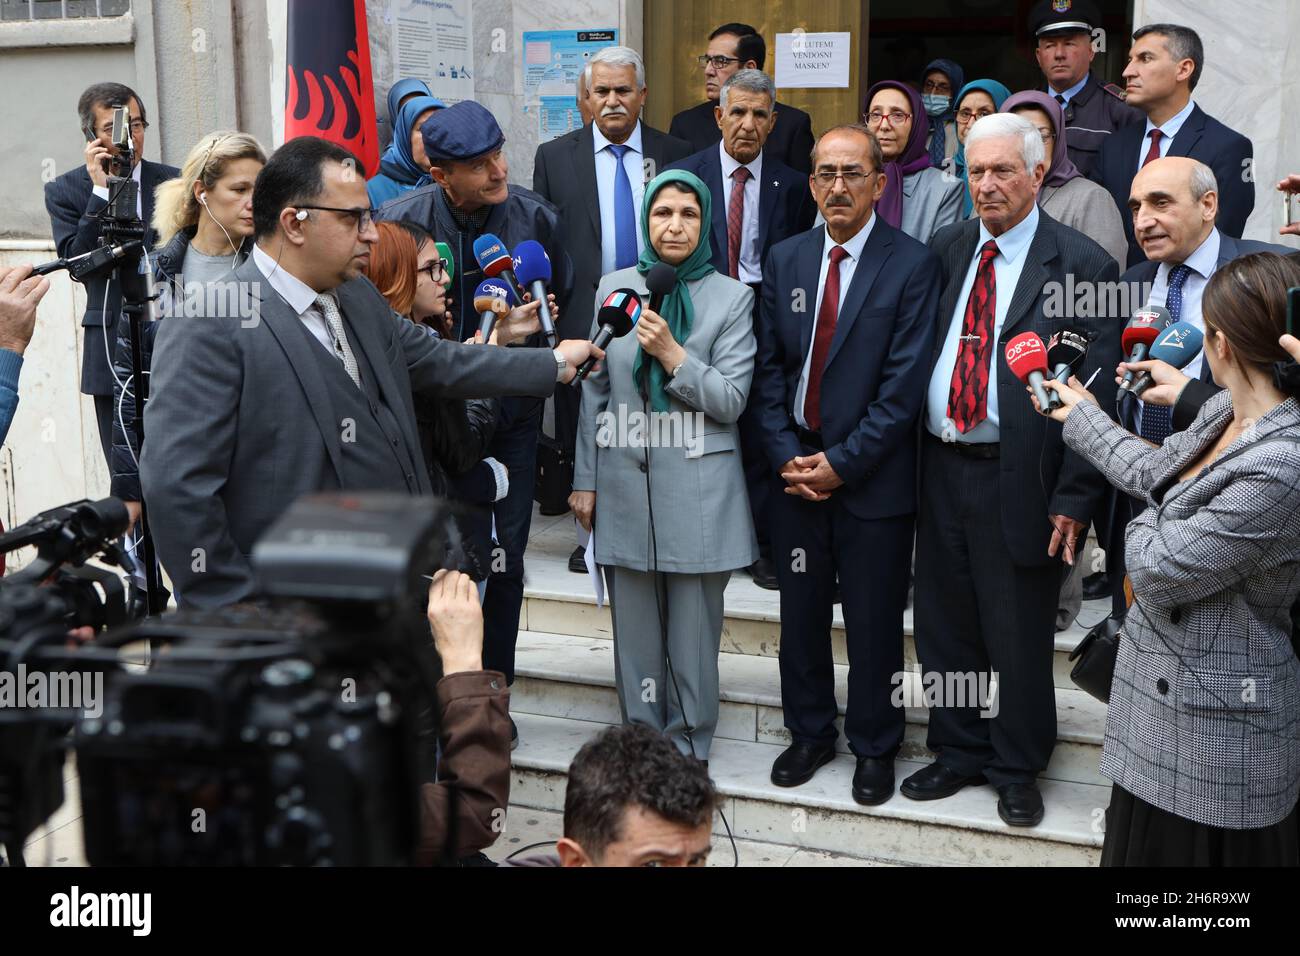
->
[727,166,751,279]
[314,292,361,389]
[803,245,849,432]
[946,240,1000,433]
[1139,264,1191,444]
[607,143,638,269]
[1142,128,1164,168]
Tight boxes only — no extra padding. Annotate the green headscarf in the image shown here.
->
[632,169,715,412]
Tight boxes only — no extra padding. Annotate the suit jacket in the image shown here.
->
[752,219,941,521]
[664,146,816,278]
[670,99,816,174]
[1064,393,1300,829]
[1098,104,1254,267]
[139,255,558,608]
[43,160,180,395]
[532,123,692,339]
[927,212,1122,566]
[1060,73,1143,184]
[574,268,758,573]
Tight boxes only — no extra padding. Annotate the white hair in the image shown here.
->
[965,112,1046,174]
[584,45,646,89]
[720,69,775,112]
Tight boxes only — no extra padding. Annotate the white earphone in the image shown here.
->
[198,191,208,206]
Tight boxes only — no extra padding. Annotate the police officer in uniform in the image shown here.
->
[1030,0,1141,182]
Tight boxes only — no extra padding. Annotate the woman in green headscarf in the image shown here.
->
[951,79,1012,217]
[570,169,758,762]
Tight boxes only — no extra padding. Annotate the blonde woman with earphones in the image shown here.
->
[110,131,267,533]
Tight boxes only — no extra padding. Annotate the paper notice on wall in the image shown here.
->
[391,0,474,105]
[774,31,851,89]
[523,29,619,141]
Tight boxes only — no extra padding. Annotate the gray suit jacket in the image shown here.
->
[574,268,757,573]
[900,166,963,245]
[140,256,558,608]
[1064,394,1300,829]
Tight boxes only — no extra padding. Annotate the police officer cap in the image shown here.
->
[421,101,505,164]
[1029,0,1100,38]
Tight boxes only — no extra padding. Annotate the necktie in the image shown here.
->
[803,245,849,432]
[946,240,1000,433]
[726,166,751,279]
[1142,128,1164,168]
[1139,264,1191,444]
[1054,93,1067,107]
[314,292,361,389]
[607,143,638,269]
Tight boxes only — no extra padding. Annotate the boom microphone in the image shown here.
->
[571,289,641,386]
[1131,321,1205,399]
[1046,328,1089,383]
[512,240,557,347]
[31,240,144,281]
[1005,332,1060,411]
[1118,306,1172,392]
[473,278,516,341]
[645,262,676,314]
[473,233,527,303]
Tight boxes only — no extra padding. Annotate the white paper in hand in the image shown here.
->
[582,525,605,608]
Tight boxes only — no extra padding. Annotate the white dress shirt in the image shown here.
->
[593,121,647,275]
[1136,98,1197,172]
[926,204,1040,442]
[793,213,877,429]
[251,243,336,355]
[718,142,763,283]
[92,159,143,220]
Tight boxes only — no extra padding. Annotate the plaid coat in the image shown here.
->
[1064,392,1300,828]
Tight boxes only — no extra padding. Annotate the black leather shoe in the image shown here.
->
[770,742,835,787]
[568,545,587,573]
[1082,571,1111,601]
[851,756,895,806]
[997,783,1044,827]
[900,762,986,801]
[748,558,779,590]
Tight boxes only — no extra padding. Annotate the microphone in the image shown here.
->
[473,233,527,303]
[472,278,517,341]
[434,241,455,289]
[645,262,676,314]
[512,239,557,347]
[571,289,642,386]
[31,239,144,281]
[1131,321,1204,399]
[1046,328,1089,383]
[1118,306,1172,392]
[1005,332,1060,411]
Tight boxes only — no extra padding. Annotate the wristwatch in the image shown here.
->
[670,360,685,378]
[553,348,567,381]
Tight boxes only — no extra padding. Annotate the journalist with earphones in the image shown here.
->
[570,168,757,763]
[1036,252,1300,866]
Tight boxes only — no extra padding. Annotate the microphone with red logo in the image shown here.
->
[1118,305,1172,392]
[473,233,528,304]
[1005,332,1060,411]
[571,289,642,386]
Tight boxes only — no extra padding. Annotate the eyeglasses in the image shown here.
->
[813,169,875,188]
[865,109,911,127]
[96,119,148,136]
[921,80,953,95]
[418,260,448,282]
[697,54,741,69]
[295,205,380,232]
[956,108,996,123]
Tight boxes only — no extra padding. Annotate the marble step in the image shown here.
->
[509,712,1106,866]
[511,631,1108,787]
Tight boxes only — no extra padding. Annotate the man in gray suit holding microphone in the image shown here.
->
[140,137,602,609]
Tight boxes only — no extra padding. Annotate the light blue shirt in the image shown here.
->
[1049,74,1089,107]
[593,121,647,276]
[926,204,1040,442]
[793,213,876,429]
[1136,98,1196,172]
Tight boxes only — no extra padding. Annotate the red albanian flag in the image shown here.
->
[285,0,380,176]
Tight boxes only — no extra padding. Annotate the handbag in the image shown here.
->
[535,431,574,516]
[1068,613,1121,703]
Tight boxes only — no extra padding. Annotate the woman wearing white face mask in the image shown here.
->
[921,58,964,170]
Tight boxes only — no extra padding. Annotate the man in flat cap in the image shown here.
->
[379,101,575,747]
[1030,0,1140,182]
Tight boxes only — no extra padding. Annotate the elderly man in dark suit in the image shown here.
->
[668,69,816,589]
[43,82,179,467]
[669,22,815,175]
[902,113,1121,827]
[1098,24,1254,267]
[140,137,601,609]
[752,125,941,803]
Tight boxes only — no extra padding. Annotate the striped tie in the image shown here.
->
[727,166,751,279]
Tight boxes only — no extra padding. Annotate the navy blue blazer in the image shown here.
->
[752,219,941,521]
[669,99,815,174]
[666,146,816,280]
[44,160,179,396]
[1098,104,1254,268]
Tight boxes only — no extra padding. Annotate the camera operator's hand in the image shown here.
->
[0,265,50,356]
[84,137,112,190]
[124,500,142,534]
[555,339,605,384]
[427,569,483,676]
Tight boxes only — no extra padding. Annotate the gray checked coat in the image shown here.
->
[1064,393,1300,829]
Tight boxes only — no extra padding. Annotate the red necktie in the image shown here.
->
[946,239,999,433]
[803,245,849,432]
[727,166,751,279]
[1142,128,1164,167]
